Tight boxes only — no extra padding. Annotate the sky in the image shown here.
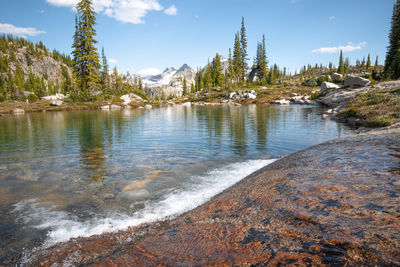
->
[0,0,394,75]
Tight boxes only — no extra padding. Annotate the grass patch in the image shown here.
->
[338,87,400,128]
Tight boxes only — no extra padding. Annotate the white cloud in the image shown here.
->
[0,23,46,37]
[329,15,336,20]
[108,58,117,64]
[45,0,78,7]
[139,67,161,76]
[164,5,177,16]
[312,42,367,54]
[46,0,165,24]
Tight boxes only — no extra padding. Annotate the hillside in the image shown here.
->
[0,35,73,100]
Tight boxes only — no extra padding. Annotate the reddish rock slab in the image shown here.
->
[22,129,400,266]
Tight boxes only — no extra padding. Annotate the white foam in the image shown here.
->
[13,159,275,248]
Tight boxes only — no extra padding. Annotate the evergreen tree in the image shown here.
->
[138,76,143,91]
[73,0,100,98]
[374,56,379,73]
[227,48,234,84]
[255,34,268,82]
[204,61,212,89]
[100,47,109,93]
[183,76,187,95]
[344,57,350,74]
[366,53,371,70]
[233,33,242,83]
[385,1,400,78]
[72,15,83,94]
[337,50,345,75]
[211,53,223,88]
[240,17,248,82]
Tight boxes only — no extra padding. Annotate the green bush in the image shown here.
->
[0,95,5,102]
[340,108,358,118]
[310,92,320,100]
[27,94,39,102]
[367,115,394,128]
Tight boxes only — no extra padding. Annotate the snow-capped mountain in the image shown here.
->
[141,64,197,98]
[143,67,177,87]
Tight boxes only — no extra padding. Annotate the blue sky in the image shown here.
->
[0,0,394,75]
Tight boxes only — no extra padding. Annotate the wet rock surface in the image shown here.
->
[23,128,400,266]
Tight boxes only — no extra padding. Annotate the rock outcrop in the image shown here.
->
[229,90,257,100]
[331,73,343,82]
[320,82,340,94]
[318,80,400,112]
[344,75,371,88]
[120,94,143,106]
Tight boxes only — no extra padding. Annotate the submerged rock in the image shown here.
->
[120,189,150,201]
[27,128,400,266]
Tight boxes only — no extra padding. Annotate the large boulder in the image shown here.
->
[303,79,315,86]
[41,93,66,101]
[50,99,63,106]
[120,94,143,106]
[320,82,340,94]
[331,73,343,82]
[344,75,371,88]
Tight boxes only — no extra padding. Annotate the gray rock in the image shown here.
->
[110,105,122,110]
[332,73,343,81]
[320,82,340,94]
[144,104,153,109]
[50,99,63,106]
[271,99,290,105]
[344,75,371,88]
[120,189,150,201]
[304,79,315,86]
[319,81,400,112]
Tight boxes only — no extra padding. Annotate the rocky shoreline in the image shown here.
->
[18,125,400,266]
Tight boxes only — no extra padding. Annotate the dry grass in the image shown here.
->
[339,87,400,127]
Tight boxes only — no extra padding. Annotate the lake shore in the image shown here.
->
[22,123,400,266]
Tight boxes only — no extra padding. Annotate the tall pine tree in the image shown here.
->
[100,47,109,93]
[366,53,371,70]
[72,15,83,94]
[211,53,223,88]
[385,1,400,78]
[74,0,100,99]
[233,32,242,83]
[240,17,248,82]
[337,50,345,75]
[255,34,268,82]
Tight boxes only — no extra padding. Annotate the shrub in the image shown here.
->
[0,95,5,102]
[310,92,320,100]
[27,94,39,102]
[366,116,394,128]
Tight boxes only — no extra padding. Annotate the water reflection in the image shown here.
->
[0,105,354,262]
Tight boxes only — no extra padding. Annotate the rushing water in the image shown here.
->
[0,104,353,262]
